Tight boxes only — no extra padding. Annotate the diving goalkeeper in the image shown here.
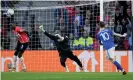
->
[39,25,84,72]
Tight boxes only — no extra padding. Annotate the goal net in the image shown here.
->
[1,0,123,72]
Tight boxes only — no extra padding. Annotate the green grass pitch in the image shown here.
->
[1,72,133,80]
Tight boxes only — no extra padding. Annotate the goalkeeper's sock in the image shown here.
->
[19,57,26,69]
[113,61,123,71]
[12,55,17,68]
[65,66,69,72]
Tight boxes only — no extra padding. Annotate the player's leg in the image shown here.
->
[67,51,84,71]
[11,42,21,70]
[10,50,19,72]
[106,47,127,75]
[18,43,28,72]
[59,54,69,72]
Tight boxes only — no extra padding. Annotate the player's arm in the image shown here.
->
[39,25,58,40]
[55,34,64,41]
[113,32,127,37]
[98,40,103,45]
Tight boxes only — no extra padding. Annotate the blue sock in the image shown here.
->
[113,61,123,71]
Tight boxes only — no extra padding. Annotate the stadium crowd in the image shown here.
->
[52,1,132,50]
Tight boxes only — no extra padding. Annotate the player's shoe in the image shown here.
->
[80,67,87,72]
[10,67,16,72]
[7,63,12,72]
[7,63,16,72]
[21,68,27,72]
[122,71,127,75]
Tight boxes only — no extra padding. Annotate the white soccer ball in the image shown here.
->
[7,9,14,16]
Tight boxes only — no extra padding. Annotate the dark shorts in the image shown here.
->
[59,50,76,62]
[15,42,28,51]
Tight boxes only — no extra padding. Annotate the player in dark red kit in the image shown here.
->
[10,23,29,72]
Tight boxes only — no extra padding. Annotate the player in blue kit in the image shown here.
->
[97,21,127,75]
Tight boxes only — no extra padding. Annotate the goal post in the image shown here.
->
[100,0,104,72]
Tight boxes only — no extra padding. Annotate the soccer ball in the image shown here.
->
[7,9,14,16]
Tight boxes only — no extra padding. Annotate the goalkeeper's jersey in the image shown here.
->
[44,32,71,52]
[55,36,71,52]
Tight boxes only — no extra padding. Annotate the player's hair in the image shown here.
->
[10,22,17,26]
[99,21,105,28]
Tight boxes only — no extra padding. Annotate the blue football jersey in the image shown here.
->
[97,29,115,50]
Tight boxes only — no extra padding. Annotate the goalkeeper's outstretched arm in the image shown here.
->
[44,31,58,40]
[39,25,58,40]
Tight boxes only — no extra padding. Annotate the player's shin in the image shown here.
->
[61,62,69,72]
[113,61,124,71]
[19,57,27,71]
[12,55,17,69]
[73,56,85,71]
[113,61,127,75]
[74,56,83,68]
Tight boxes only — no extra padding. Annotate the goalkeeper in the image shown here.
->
[39,25,84,72]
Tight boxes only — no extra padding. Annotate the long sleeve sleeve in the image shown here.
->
[44,31,58,41]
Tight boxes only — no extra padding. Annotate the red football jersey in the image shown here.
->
[13,26,29,43]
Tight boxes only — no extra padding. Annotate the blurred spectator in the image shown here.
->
[84,18,90,35]
[74,7,85,27]
[86,10,91,20]
[72,19,81,38]
[115,1,121,8]
[1,11,14,49]
[54,1,68,26]
[126,8,132,21]
[126,18,132,50]
[72,36,80,50]
[65,6,76,26]
[29,25,42,50]
[69,33,74,49]
[128,34,132,50]
[89,4,100,38]
[54,17,71,37]
[78,31,93,50]
[115,8,122,25]
[79,5,90,19]
[93,4,100,16]
[1,27,10,49]
[118,1,131,19]
[126,18,132,37]
[114,18,127,50]
[123,1,131,17]
[71,7,84,37]
[60,18,71,36]
[126,1,131,8]
[29,14,42,50]
[54,18,64,34]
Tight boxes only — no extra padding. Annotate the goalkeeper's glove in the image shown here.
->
[39,25,45,32]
